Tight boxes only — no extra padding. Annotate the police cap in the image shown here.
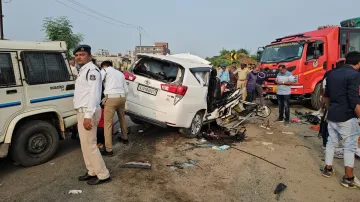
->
[73,44,91,55]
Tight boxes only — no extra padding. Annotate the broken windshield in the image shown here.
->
[260,42,304,63]
[133,58,184,83]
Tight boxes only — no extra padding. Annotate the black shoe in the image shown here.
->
[118,137,129,144]
[87,176,111,185]
[276,118,284,122]
[101,150,114,156]
[78,173,97,181]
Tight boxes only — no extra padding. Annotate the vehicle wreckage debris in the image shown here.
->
[212,145,230,151]
[282,131,295,135]
[231,147,286,170]
[120,162,152,169]
[274,183,287,200]
[69,190,82,195]
[166,160,201,170]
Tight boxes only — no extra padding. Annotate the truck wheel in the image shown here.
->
[311,83,322,110]
[130,117,145,125]
[270,99,278,105]
[182,112,204,138]
[11,120,59,167]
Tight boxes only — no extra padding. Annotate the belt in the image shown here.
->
[238,79,246,81]
[107,93,126,98]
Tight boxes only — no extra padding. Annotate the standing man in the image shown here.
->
[100,61,129,156]
[275,65,295,124]
[322,51,360,188]
[255,67,269,108]
[233,63,249,100]
[69,58,78,80]
[229,62,237,87]
[244,66,260,102]
[73,45,110,185]
[217,64,230,83]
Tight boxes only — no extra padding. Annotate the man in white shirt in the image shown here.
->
[69,58,78,80]
[100,61,129,156]
[73,45,110,185]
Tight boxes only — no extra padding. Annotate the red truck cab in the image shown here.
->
[259,26,360,109]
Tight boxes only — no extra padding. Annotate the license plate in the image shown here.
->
[137,84,158,96]
[266,95,277,99]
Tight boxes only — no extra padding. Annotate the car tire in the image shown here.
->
[182,112,204,138]
[270,99,278,105]
[130,117,145,125]
[11,120,59,167]
[311,83,321,110]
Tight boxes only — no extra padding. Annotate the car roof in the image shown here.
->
[0,40,67,51]
[137,53,212,69]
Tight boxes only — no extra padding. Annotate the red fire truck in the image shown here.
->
[259,19,360,109]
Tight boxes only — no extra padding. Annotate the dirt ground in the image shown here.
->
[1,103,360,202]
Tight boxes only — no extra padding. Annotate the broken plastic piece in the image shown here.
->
[274,183,287,200]
[282,131,295,135]
[69,190,82,195]
[262,142,273,146]
[121,162,152,169]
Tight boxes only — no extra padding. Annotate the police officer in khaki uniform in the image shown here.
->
[73,45,111,185]
[100,60,129,156]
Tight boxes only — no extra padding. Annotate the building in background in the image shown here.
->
[96,49,110,57]
[135,42,170,55]
[94,49,135,71]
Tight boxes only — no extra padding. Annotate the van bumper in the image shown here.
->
[126,111,168,128]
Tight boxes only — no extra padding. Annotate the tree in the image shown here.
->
[237,48,249,55]
[42,16,84,58]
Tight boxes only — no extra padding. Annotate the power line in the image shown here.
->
[67,0,137,28]
[66,0,155,41]
[54,0,133,28]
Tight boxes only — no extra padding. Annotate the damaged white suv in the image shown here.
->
[124,53,211,137]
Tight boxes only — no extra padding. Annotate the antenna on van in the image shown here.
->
[0,0,4,40]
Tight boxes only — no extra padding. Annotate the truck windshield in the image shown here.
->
[260,42,304,63]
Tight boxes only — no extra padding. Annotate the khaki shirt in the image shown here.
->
[234,68,249,81]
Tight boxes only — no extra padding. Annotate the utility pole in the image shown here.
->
[138,26,142,53]
[0,0,4,40]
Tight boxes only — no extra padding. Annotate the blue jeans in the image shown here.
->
[277,94,290,121]
[325,118,360,167]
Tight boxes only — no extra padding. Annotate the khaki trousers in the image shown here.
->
[237,80,247,100]
[77,109,110,180]
[104,97,127,152]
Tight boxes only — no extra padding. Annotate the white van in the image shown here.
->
[0,40,77,166]
[124,53,212,137]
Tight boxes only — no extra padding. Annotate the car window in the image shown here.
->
[133,58,184,83]
[22,52,70,85]
[0,53,16,88]
[306,41,324,61]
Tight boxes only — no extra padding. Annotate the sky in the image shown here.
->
[3,0,360,58]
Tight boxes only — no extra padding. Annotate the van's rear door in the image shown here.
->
[125,57,184,118]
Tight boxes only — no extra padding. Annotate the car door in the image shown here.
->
[302,40,327,91]
[20,51,75,117]
[0,51,25,141]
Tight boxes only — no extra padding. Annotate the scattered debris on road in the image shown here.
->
[0,183,3,187]
[231,147,286,170]
[266,132,274,135]
[121,162,152,169]
[295,145,311,150]
[212,145,230,151]
[49,163,55,166]
[262,142,273,146]
[68,190,82,195]
[166,160,200,170]
[274,183,287,200]
[282,131,295,135]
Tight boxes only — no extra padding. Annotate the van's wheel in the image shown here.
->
[311,83,322,110]
[130,117,145,125]
[11,120,59,167]
[182,112,204,138]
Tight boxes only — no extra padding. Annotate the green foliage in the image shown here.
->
[42,16,84,59]
[237,48,249,55]
[207,48,257,67]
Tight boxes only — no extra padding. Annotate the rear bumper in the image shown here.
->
[126,111,168,128]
